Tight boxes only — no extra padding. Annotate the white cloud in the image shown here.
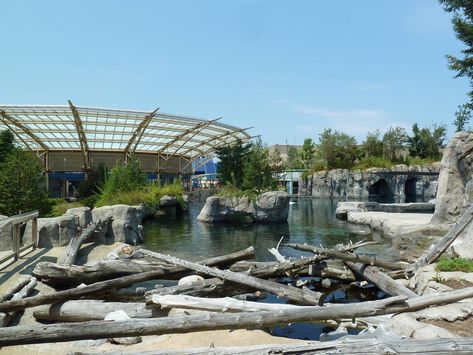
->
[293,105,385,120]
[292,105,410,141]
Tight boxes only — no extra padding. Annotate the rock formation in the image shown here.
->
[197,191,290,223]
[300,165,439,200]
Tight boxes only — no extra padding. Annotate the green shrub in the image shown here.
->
[46,199,84,217]
[436,257,473,273]
[354,156,395,170]
[81,194,100,209]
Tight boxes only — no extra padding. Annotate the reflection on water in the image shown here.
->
[143,198,390,261]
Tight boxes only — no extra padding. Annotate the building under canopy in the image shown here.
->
[0,102,251,197]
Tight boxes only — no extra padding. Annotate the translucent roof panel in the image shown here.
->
[0,104,251,158]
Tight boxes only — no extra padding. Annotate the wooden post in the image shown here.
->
[12,224,20,261]
[32,217,38,249]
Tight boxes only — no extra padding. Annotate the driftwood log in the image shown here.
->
[408,204,473,275]
[33,300,166,322]
[345,262,418,298]
[287,243,407,271]
[0,277,37,326]
[0,247,255,312]
[76,337,473,355]
[58,220,108,265]
[4,287,473,346]
[34,246,256,287]
[138,250,323,305]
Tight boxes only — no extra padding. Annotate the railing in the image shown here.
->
[0,211,39,266]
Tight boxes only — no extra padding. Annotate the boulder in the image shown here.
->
[431,132,473,224]
[65,207,92,228]
[197,191,290,224]
[92,205,144,245]
[25,215,78,248]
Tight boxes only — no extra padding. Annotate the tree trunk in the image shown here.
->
[33,300,166,322]
[58,220,105,265]
[287,243,407,271]
[34,246,256,287]
[2,287,473,346]
[136,250,323,305]
[345,262,418,298]
[0,248,256,312]
[408,204,473,275]
[0,277,37,326]
[150,294,305,312]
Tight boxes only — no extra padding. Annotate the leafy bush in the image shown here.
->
[354,156,395,170]
[0,149,51,216]
[46,199,84,217]
[436,257,473,273]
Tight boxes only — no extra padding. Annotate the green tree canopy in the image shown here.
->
[299,138,316,170]
[286,146,302,169]
[100,155,147,195]
[382,126,407,161]
[407,123,447,160]
[0,130,15,163]
[362,130,384,158]
[318,129,358,169]
[0,149,49,216]
[440,0,473,128]
[241,138,276,193]
[215,139,251,188]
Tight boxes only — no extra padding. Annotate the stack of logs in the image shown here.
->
[1,208,473,352]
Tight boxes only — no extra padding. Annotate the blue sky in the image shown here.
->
[0,0,467,144]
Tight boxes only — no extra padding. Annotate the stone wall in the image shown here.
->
[299,164,440,201]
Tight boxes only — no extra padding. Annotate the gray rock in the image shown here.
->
[432,132,473,225]
[197,191,289,224]
[58,214,78,246]
[300,165,439,200]
[65,207,92,228]
[92,205,144,245]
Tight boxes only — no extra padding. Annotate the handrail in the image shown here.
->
[0,211,39,267]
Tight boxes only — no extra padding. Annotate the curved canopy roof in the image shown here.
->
[0,102,251,160]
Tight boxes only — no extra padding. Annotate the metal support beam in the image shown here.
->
[0,110,49,151]
[124,108,159,159]
[157,118,221,157]
[179,126,252,158]
[68,100,89,170]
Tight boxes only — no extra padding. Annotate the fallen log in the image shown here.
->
[0,277,37,326]
[0,276,32,302]
[0,295,406,346]
[34,246,256,287]
[72,337,473,355]
[408,204,473,275]
[0,247,256,312]
[150,294,303,312]
[58,220,107,265]
[345,262,418,298]
[287,243,407,271]
[137,250,323,305]
[229,259,356,281]
[33,300,166,322]
[5,285,473,346]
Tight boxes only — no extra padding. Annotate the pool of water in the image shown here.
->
[142,197,394,261]
[142,197,394,341]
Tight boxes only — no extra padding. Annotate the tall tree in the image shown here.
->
[318,129,358,169]
[407,123,447,160]
[440,1,473,128]
[215,139,251,188]
[0,150,49,216]
[0,130,15,163]
[286,145,302,169]
[362,130,384,157]
[241,138,276,193]
[299,138,316,170]
[382,126,407,161]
